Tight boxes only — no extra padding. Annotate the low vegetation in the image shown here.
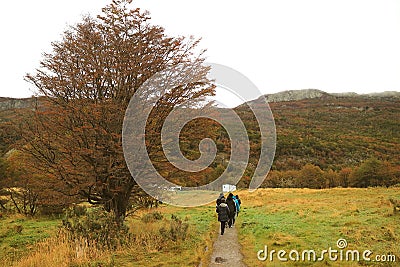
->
[236,187,400,266]
[1,187,399,266]
[0,214,61,264]
[1,205,217,267]
[235,96,400,188]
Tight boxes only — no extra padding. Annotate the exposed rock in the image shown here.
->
[331,92,359,97]
[265,89,330,102]
[247,89,400,105]
[0,97,38,111]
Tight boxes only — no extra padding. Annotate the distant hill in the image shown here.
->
[255,89,331,103]
[1,90,399,181]
[333,91,400,98]
[0,97,39,111]
[246,89,400,104]
[236,90,400,173]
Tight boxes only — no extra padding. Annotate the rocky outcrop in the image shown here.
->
[247,89,332,105]
[0,97,38,111]
[249,89,400,105]
[263,89,330,102]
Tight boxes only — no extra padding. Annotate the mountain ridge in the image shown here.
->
[1,89,399,111]
[0,97,40,111]
[250,89,400,104]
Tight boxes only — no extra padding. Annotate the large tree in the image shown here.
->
[21,0,214,223]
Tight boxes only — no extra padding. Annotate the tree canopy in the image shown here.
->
[20,0,215,222]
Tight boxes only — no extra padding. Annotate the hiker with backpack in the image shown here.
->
[233,195,241,217]
[216,197,230,235]
[226,193,237,227]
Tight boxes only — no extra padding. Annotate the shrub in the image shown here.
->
[159,214,189,242]
[62,205,129,251]
[141,211,163,223]
[39,204,65,216]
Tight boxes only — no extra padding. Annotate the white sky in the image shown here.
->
[1,0,399,106]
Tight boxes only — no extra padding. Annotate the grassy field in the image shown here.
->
[1,187,399,266]
[0,214,61,264]
[0,205,218,267]
[114,205,218,267]
[236,187,400,266]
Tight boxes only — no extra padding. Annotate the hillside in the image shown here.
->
[1,90,399,186]
[236,90,400,172]
[246,89,400,104]
[0,96,47,154]
[0,97,39,111]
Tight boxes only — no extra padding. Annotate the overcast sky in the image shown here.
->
[1,0,399,106]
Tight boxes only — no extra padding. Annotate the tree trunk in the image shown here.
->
[112,194,128,226]
[109,183,134,226]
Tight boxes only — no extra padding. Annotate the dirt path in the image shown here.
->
[209,224,246,267]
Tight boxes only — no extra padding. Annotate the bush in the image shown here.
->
[62,205,129,251]
[141,211,163,223]
[39,204,65,216]
[69,204,87,217]
[159,214,189,242]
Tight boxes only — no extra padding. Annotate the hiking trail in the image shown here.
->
[209,224,246,266]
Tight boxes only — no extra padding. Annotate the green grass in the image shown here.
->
[1,205,218,267]
[3,188,399,266]
[237,188,400,266]
[0,214,61,263]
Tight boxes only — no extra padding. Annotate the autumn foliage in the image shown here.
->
[17,0,214,222]
[0,149,76,215]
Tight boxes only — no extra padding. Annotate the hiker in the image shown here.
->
[233,195,241,217]
[226,193,236,227]
[216,197,230,235]
[216,192,224,206]
[236,195,241,206]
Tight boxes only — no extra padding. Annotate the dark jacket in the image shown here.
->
[216,193,224,206]
[216,203,230,222]
[226,194,236,217]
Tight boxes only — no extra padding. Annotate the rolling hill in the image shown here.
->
[1,90,399,187]
[237,89,400,171]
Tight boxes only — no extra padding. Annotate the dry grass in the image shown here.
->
[114,206,218,266]
[13,230,114,267]
[8,188,396,266]
[4,204,217,267]
[236,187,400,266]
